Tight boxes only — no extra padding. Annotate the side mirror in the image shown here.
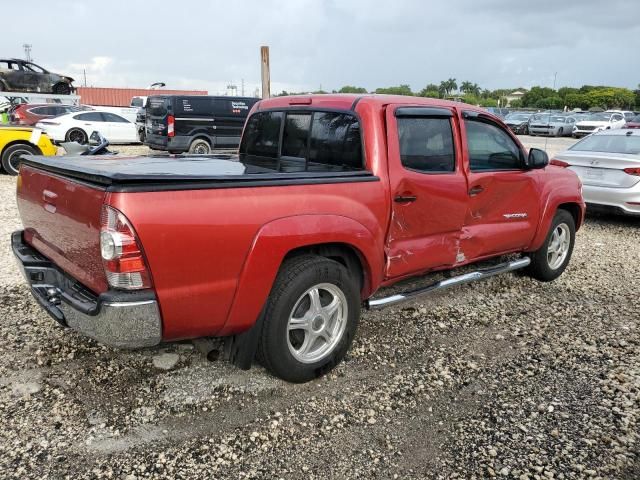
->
[528,148,549,169]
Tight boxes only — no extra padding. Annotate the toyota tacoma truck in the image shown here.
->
[13,94,585,383]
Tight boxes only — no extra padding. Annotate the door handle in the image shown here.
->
[469,185,484,196]
[394,195,417,204]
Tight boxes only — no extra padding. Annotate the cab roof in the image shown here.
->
[256,94,488,115]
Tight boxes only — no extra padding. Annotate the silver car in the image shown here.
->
[529,114,576,137]
[552,129,640,216]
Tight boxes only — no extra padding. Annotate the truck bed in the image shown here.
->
[21,154,377,192]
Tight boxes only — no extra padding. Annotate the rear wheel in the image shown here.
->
[258,255,360,383]
[53,83,71,95]
[525,210,575,282]
[66,128,87,144]
[188,138,211,154]
[1,144,37,175]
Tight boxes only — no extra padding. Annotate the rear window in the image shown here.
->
[570,134,640,155]
[240,110,364,171]
[148,97,169,117]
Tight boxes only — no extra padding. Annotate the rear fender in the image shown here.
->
[217,214,384,336]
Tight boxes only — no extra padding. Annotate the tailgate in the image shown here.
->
[17,164,109,294]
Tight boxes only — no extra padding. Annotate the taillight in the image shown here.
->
[550,159,570,167]
[167,115,175,137]
[100,206,152,290]
[624,167,640,176]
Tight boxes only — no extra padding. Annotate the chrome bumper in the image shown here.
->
[12,231,162,348]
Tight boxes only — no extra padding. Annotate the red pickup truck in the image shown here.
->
[13,94,585,382]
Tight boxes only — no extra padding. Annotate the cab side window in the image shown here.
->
[398,117,455,173]
[464,120,523,171]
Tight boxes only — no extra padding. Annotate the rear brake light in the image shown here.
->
[623,168,640,176]
[167,115,175,137]
[100,206,152,290]
[550,159,570,167]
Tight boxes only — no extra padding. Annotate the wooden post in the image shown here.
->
[260,46,270,99]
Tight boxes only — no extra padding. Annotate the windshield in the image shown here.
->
[587,113,611,122]
[550,116,566,123]
[570,134,640,155]
[505,114,530,122]
[631,115,640,123]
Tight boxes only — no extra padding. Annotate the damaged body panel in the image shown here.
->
[0,59,74,94]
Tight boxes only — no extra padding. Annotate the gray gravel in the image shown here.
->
[0,137,638,479]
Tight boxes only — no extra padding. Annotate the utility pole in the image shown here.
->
[22,44,32,62]
[260,46,270,99]
[553,72,557,90]
[83,68,87,87]
[241,78,245,96]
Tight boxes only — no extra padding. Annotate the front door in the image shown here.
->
[459,112,540,260]
[384,105,469,279]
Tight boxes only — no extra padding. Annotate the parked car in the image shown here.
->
[0,125,57,175]
[623,114,640,129]
[573,112,626,138]
[13,94,585,383]
[503,112,533,135]
[36,110,138,144]
[0,59,75,94]
[529,114,577,137]
[552,129,640,217]
[484,107,510,119]
[145,95,259,153]
[9,103,86,126]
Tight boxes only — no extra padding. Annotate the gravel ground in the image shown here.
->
[0,137,638,479]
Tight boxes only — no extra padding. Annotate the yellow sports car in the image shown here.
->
[0,125,57,175]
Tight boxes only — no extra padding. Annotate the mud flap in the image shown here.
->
[226,308,266,370]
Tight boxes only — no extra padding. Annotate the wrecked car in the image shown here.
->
[0,58,75,94]
[13,94,585,383]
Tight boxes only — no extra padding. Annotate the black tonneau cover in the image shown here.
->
[21,154,377,192]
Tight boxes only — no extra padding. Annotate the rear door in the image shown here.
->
[459,112,540,260]
[101,112,136,142]
[384,105,469,278]
[146,96,170,138]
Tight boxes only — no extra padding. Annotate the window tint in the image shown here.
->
[102,112,129,123]
[75,112,104,121]
[397,117,455,173]
[282,113,311,157]
[29,107,49,115]
[240,111,283,158]
[308,112,362,170]
[148,97,169,117]
[465,120,523,171]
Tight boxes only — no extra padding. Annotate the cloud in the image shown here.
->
[3,0,639,94]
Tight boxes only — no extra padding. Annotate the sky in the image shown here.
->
[3,0,639,95]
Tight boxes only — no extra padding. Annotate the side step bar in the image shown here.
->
[365,257,531,310]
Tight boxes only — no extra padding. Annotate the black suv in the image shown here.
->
[0,59,75,94]
[144,95,259,153]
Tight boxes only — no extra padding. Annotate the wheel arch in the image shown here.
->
[217,214,383,337]
[2,140,42,156]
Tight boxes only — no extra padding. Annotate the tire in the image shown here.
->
[257,255,360,383]
[525,210,575,282]
[556,127,563,137]
[1,144,37,175]
[188,138,211,154]
[65,128,88,144]
[53,83,71,95]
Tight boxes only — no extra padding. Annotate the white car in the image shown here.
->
[573,111,627,138]
[552,129,640,216]
[36,110,139,144]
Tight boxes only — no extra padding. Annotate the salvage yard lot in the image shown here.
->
[0,137,638,479]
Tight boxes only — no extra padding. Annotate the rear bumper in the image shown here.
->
[12,230,162,348]
[145,133,190,152]
[583,183,640,216]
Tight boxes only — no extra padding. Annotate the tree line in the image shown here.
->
[277,80,640,110]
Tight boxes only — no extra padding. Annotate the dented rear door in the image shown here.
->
[384,105,469,279]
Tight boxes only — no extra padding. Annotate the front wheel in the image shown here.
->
[556,127,564,137]
[53,83,71,95]
[1,144,37,175]
[258,255,360,383]
[525,210,575,282]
